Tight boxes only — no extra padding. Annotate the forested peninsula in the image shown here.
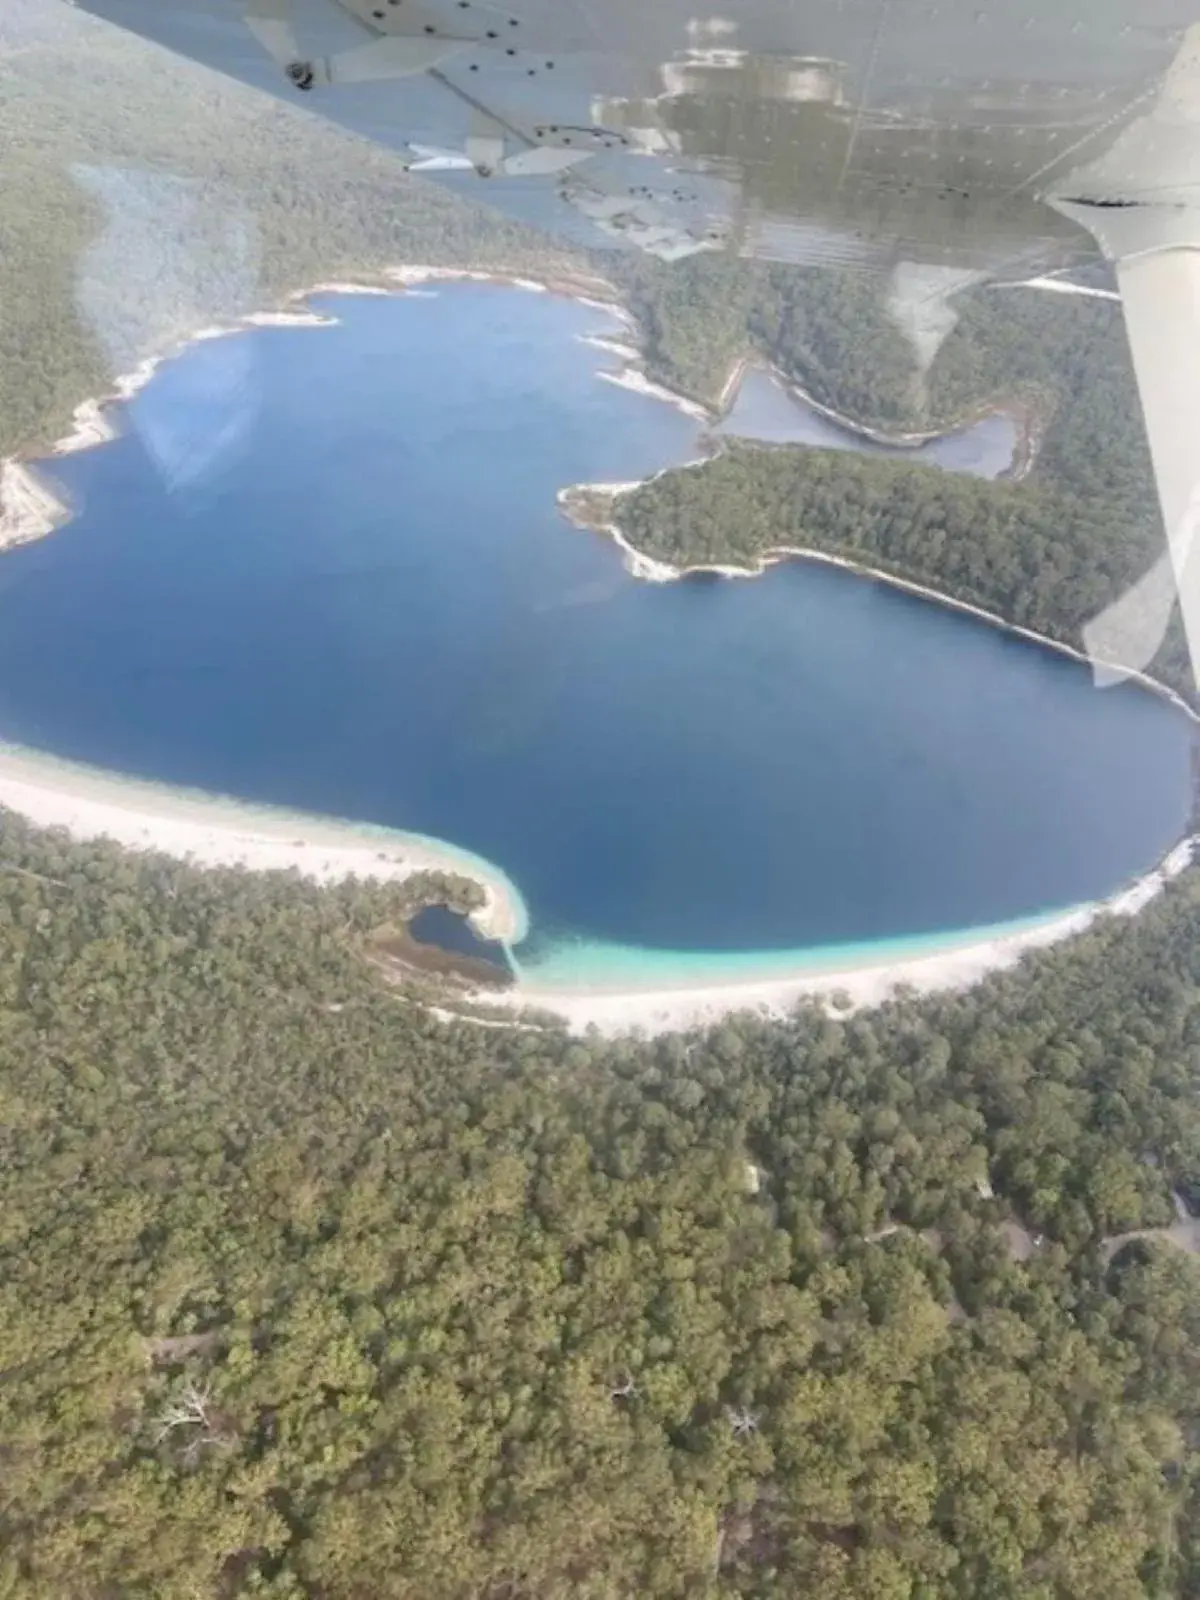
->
[581,441,1195,704]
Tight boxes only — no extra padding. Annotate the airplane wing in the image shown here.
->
[69,0,1195,274]
[69,0,736,259]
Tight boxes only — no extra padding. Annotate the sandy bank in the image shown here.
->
[0,461,72,551]
[51,397,119,456]
[500,838,1194,1036]
[596,366,712,423]
[577,332,641,362]
[0,742,526,943]
[994,275,1121,303]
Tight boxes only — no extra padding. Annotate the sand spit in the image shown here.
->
[0,742,526,943]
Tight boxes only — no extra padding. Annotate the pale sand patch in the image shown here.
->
[497,838,1195,1037]
[596,366,713,422]
[577,332,641,361]
[242,309,337,330]
[993,276,1121,303]
[384,265,612,298]
[0,461,71,550]
[0,743,526,943]
[51,397,118,456]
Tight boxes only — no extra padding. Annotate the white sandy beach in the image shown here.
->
[500,838,1196,1036]
[596,366,713,423]
[51,396,118,456]
[994,275,1121,303]
[0,743,525,942]
[0,729,1191,1037]
[577,332,641,362]
[384,264,613,299]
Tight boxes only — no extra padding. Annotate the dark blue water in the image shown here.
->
[408,905,510,973]
[0,285,1190,978]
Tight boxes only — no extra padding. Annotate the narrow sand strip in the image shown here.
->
[596,366,713,422]
[0,743,526,943]
[993,276,1121,303]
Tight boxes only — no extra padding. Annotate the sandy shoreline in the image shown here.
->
[498,837,1195,1036]
[1,728,1190,1039]
[0,742,526,943]
[0,460,73,550]
[596,366,713,422]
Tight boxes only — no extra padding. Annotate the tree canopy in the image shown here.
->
[2,810,1200,1596]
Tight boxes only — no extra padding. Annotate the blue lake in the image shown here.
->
[0,284,1191,981]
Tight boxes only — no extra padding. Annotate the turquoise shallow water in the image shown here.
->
[509,907,1081,990]
[0,282,1190,989]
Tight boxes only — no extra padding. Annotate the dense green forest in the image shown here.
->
[603,254,1152,518]
[2,810,1200,1597]
[605,255,922,426]
[609,443,1192,700]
